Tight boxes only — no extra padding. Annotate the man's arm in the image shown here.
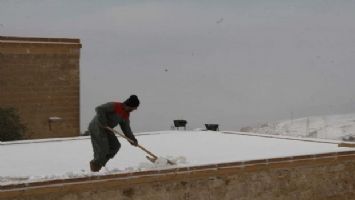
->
[95,102,116,127]
[120,120,138,145]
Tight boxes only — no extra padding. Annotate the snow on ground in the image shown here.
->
[0,130,353,185]
[244,113,355,141]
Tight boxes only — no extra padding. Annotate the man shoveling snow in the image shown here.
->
[87,95,140,172]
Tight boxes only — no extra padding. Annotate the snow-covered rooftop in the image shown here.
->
[0,130,353,186]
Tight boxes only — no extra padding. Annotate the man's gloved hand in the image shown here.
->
[129,138,138,146]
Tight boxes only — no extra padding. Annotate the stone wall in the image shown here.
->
[1,151,355,200]
[0,36,81,139]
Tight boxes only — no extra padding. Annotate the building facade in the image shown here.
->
[0,36,81,139]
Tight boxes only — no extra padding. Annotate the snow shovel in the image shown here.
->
[106,127,175,165]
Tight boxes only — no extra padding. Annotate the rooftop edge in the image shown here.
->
[0,36,80,44]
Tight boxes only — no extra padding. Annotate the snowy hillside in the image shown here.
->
[243,113,355,141]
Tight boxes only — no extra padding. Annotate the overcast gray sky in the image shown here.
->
[1,0,355,132]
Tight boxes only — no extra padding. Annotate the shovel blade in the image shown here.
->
[167,160,175,165]
[146,155,157,163]
[146,156,176,165]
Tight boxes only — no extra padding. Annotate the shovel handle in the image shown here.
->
[106,127,158,159]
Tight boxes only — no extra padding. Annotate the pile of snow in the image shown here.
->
[243,113,355,141]
[0,130,352,185]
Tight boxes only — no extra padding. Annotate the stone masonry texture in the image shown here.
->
[1,152,355,200]
[0,36,81,139]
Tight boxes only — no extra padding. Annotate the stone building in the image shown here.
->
[0,36,81,139]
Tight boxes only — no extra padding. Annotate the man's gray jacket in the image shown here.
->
[88,102,137,166]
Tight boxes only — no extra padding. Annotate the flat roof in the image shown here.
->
[0,131,353,186]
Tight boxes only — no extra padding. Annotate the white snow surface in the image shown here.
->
[0,130,353,186]
[247,113,355,141]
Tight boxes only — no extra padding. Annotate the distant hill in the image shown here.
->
[241,113,355,141]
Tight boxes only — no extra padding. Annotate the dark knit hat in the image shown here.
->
[124,95,140,108]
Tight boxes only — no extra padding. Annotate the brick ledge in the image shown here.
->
[1,150,355,198]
